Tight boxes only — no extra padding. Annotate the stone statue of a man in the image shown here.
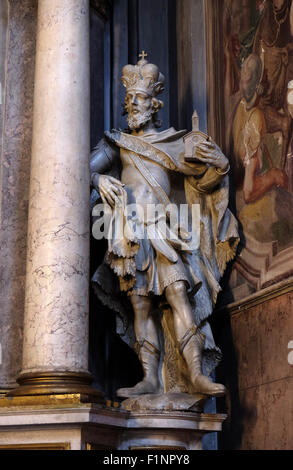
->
[90,54,239,402]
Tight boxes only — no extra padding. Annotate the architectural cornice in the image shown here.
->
[216,277,293,316]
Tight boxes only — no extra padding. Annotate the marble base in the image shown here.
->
[0,396,226,450]
[121,392,207,413]
[118,411,226,450]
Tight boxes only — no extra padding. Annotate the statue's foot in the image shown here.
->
[191,375,226,397]
[116,379,160,398]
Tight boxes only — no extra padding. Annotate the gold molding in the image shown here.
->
[217,277,293,316]
[86,443,114,450]
[0,393,103,408]
[0,442,71,450]
[7,371,104,403]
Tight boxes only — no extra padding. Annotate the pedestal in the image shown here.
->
[118,410,226,450]
[0,396,226,450]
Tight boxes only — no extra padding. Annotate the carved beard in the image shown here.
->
[127,108,154,130]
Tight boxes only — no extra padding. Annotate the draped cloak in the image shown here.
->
[91,127,239,375]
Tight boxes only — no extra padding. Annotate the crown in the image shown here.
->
[121,51,165,97]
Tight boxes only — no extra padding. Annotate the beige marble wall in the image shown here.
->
[0,0,37,389]
[230,292,293,450]
[219,291,293,450]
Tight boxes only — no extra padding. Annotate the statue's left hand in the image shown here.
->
[195,140,229,171]
[99,175,125,208]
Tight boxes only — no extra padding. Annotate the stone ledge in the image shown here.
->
[0,403,226,450]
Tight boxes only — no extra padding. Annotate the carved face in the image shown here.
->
[125,90,154,130]
[126,90,152,114]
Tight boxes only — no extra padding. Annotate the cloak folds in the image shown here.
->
[91,127,239,376]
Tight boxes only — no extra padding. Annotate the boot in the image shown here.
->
[116,339,160,398]
[180,326,226,397]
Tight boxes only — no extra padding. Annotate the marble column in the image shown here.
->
[0,0,37,394]
[10,0,100,398]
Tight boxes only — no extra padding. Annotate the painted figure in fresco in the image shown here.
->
[223,1,266,148]
[225,0,293,166]
[233,54,287,202]
[253,0,293,163]
[233,53,293,247]
[90,55,239,401]
[223,0,293,293]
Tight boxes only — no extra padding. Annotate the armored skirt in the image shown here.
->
[101,189,202,300]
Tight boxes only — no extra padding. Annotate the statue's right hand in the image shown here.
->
[99,175,124,207]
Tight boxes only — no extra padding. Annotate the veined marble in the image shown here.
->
[21,0,91,375]
[0,0,37,389]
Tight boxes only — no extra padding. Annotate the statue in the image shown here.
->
[90,53,239,408]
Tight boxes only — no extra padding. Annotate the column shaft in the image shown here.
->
[10,0,99,397]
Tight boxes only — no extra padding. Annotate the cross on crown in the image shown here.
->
[139,50,148,61]
[138,50,148,66]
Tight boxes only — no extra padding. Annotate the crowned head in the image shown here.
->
[121,54,165,98]
[121,53,165,131]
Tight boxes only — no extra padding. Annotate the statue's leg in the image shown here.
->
[165,281,226,397]
[116,295,161,398]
